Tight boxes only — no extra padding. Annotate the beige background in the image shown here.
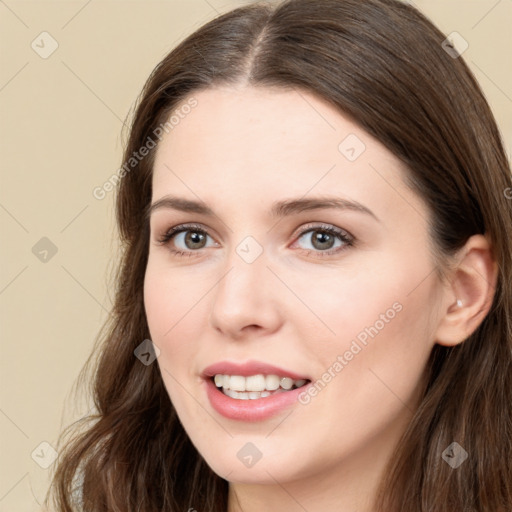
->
[1,0,511,509]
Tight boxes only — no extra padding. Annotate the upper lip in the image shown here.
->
[202,360,310,381]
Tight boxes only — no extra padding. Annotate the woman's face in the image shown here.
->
[144,86,445,491]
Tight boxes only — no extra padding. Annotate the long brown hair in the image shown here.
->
[47,0,512,510]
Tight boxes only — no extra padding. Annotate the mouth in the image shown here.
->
[211,373,310,400]
[201,360,312,421]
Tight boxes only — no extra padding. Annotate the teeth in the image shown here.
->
[213,373,308,397]
[229,375,246,392]
[225,389,275,400]
[246,374,266,391]
[266,374,280,390]
[280,377,293,390]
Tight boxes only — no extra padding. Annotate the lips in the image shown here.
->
[202,360,310,381]
[201,360,312,421]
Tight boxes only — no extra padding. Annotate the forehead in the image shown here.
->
[155,85,372,170]
[151,86,420,224]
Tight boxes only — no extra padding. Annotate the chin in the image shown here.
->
[197,439,310,485]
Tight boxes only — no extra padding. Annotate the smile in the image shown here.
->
[201,360,312,421]
[213,373,308,400]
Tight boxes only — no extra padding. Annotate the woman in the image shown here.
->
[48,0,512,510]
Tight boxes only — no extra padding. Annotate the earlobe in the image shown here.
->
[435,234,498,347]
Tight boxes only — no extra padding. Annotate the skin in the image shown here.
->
[143,85,497,511]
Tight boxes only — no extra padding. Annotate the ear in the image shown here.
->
[435,234,498,347]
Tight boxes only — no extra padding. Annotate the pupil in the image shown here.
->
[312,231,334,250]
[186,231,205,249]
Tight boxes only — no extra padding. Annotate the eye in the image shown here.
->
[156,222,354,259]
[156,223,217,257]
[292,223,354,257]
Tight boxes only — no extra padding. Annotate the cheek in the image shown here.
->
[300,248,438,396]
[317,256,438,413]
[277,250,430,352]
[143,255,230,366]
[143,260,205,385]
[143,257,207,340]
[319,246,437,342]
[144,262,206,417]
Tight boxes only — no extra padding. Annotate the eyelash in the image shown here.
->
[156,222,354,259]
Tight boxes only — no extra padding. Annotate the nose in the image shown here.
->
[208,248,283,340]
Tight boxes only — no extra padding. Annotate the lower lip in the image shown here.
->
[204,377,309,422]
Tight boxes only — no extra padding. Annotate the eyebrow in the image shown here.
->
[146,195,379,222]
